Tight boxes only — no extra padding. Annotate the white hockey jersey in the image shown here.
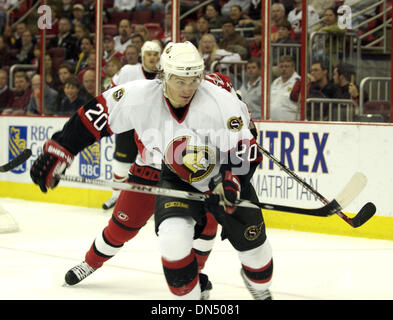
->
[85,79,257,192]
[111,64,156,87]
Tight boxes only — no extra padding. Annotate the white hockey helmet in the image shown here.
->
[160,41,204,81]
[141,40,162,57]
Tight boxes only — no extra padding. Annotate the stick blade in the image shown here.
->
[351,202,376,228]
[0,149,32,172]
[335,172,367,209]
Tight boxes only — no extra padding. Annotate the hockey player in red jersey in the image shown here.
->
[30,42,273,300]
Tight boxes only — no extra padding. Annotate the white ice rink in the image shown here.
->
[1,197,393,301]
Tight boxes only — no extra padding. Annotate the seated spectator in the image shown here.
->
[57,63,74,105]
[204,3,225,29]
[60,0,73,19]
[271,3,295,42]
[16,29,35,64]
[239,58,262,120]
[113,19,132,54]
[288,0,320,34]
[136,0,165,12]
[46,5,60,36]
[198,33,242,72]
[134,24,151,41]
[290,60,340,120]
[0,69,13,113]
[44,53,61,91]
[113,0,138,11]
[333,62,368,104]
[84,0,109,31]
[0,0,17,34]
[57,76,85,116]
[309,0,335,17]
[2,71,32,115]
[130,33,145,54]
[26,74,59,115]
[71,4,90,30]
[48,17,78,61]
[81,69,96,102]
[182,23,198,47]
[73,23,90,58]
[221,0,251,17]
[103,57,122,89]
[8,22,26,50]
[218,18,249,60]
[246,0,261,21]
[248,25,261,58]
[103,35,124,66]
[313,7,346,63]
[270,55,300,120]
[0,34,13,68]
[77,50,96,83]
[273,21,298,64]
[122,44,141,66]
[74,36,94,75]
[195,16,211,44]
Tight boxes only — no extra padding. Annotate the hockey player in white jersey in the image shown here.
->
[30,42,273,300]
[102,41,162,210]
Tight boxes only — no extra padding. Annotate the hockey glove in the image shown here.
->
[207,170,241,214]
[30,140,74,192]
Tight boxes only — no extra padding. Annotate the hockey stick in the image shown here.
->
[0,149,32,173]
[58,174,362,218]
[257,145,375,228]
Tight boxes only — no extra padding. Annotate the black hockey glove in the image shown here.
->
[30,140,74,192]
[206,170,241,214]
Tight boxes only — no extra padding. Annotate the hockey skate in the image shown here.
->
[199,273,212,300]
[102,194,118,210]
[240,269,272,300]
[64,261,96,285]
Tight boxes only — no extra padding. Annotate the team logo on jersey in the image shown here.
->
[8,126,28,174]
[164,136,215,183]
[227,117,243,132]
[244,222,263,241]
[113,88,124,101]
[79,142,101,179]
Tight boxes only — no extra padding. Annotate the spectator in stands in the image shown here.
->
[270,55,300,120]
[195,16,211,44]
[130,33,145,54]
[71,4,90,30]
[218,18,249,60]
[113,19,133,53]
[103,57,122,89]
[46,5,60,36]
[182,23,198,47]
[57,76,85,116]
[73,23,90,57]
[309,0,335,17]
[103,35,124,66]
[0,0,17,34]
[84,0,109,31]
[160,12,172,45]
[313,7,346,62]
[246,0,261,21]
[271,3,293,42]
[198,33,241,74]
[74,36,94,75]
[228,5,245,26]
[248,25,261,58]
[44,53,61,91]
[136,0,165,12]
[288,0,320,34]
[113,0,138,11]
[0,34,13,68]
[134,24,151,41]
[81,69,96,102]
[122,44,141,65]
[16,29,35,65]
[221,0,251,17]
[77,50,96,83]
[290,60,339,120]
[2,71,32,115]
[48,17,78,61]
[60,0,73,19]
[204,3,225,29]
[9,22,26,50]
[26,74,59,116]
[0,69,12,113]
[333,62,368,104]
[239,58,262,120]
[57,63,74,105]
[275,21,298,60]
